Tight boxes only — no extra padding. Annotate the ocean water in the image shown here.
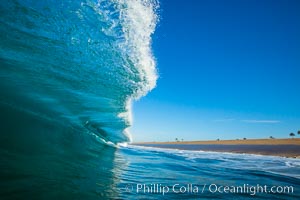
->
[1,0,300,199]
[0,0,158,145]
[118,145,300,199]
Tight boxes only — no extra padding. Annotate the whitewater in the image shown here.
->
[1,1,300,199]
[0,0,159,144]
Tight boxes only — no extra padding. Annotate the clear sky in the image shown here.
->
[130,0,300,142]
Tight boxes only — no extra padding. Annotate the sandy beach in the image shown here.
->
[133,138,300,158]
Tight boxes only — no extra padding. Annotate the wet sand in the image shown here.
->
[133,138,300,158]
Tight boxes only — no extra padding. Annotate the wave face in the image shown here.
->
[0,0,158,144]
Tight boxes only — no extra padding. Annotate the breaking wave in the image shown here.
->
[0,0,159,144]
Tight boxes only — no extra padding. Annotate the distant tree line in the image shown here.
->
[175,130,299,142]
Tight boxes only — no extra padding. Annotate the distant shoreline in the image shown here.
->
[132,138,300,158]
[133,138,300,145]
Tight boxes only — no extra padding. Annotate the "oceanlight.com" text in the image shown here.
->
[125,183,294,196]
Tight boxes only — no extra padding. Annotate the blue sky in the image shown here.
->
[131,0,300,142]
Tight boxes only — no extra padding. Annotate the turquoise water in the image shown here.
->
[0,0,158,145]
[1,0,300,199]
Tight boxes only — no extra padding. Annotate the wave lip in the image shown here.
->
[111,0,160,142]
[0,0,159,144]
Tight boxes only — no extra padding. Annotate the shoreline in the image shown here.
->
[133,138,300,145]
[132,138,300,158]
